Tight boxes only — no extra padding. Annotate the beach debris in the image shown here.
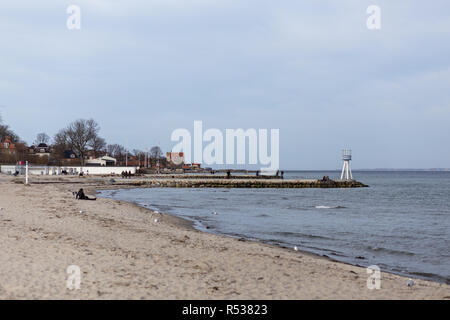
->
[294,246,298,251]
[79,210,84,214]
[109,178,116,183]
[0,207,3,210]
[407,279,414,287]
[154,218,159,223]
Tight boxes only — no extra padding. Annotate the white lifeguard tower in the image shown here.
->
[340,149,353,181]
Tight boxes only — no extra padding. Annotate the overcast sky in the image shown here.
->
[1,1,449,169]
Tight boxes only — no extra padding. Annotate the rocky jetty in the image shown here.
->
[116,178,368,188]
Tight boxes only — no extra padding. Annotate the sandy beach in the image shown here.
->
[0,174,448,300]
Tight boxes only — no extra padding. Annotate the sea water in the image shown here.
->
[100,171,450,283]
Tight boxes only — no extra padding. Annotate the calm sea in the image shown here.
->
[99,171,450,283]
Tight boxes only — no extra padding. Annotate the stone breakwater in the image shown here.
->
[138,174,281,180]
[13,175,368,189]
[114,178,369,188]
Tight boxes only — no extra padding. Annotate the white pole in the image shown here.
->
[25,161,29,185]
[341,162,345,180]
[346,161,349,180]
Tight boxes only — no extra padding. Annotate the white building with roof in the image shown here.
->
[85,155,117,166]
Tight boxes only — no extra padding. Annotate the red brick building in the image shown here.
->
[0,136,16,154]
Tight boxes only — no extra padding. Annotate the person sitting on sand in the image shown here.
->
[76,188,96,201]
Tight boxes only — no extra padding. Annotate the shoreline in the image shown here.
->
[98,187,334,259]
[0,175,448,299]
[98,186,448,285]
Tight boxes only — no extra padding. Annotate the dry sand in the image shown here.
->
[0,174,448,299]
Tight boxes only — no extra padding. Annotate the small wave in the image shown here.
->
[315,205,346,209]
[409,272,450,284]
[269,231,334,241]
[284,205,308,210]
[367,246,415,256]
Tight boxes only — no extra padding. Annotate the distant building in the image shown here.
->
[63,150,77,159]
[85,155,117,166]
[0,136,29,164]
[0,136,16,155]
[182,163,201,171]
[124,155,143,167]
[85,149,107,159]
[28,143,51,157]
[57,149,80,166]
[166,152,184,165]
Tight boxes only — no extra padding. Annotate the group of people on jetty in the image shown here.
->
[121,170,133,179]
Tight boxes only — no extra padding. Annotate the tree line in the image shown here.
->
[0,117,164,166]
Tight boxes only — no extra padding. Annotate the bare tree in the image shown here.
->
[132,149,146,166]
[0,114,18,143]
[89,136,106,158]
[53,130,69,150]
[132,149,144,157]
[34,132,50,145]
[106,144,127,163]
[51,130,70,164]
[150,146,162,159]
[0,124,20,143]
[57,119,102,165]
